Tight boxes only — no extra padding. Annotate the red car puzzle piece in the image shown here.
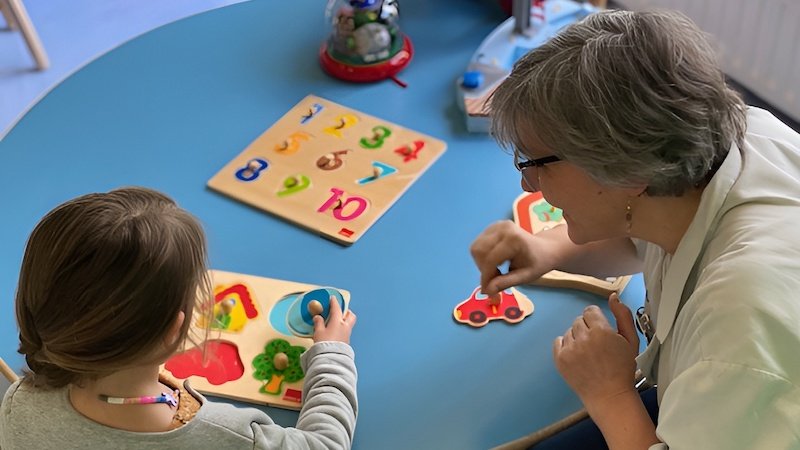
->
[453,287,534,327]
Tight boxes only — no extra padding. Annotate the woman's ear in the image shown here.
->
[165,311,186,346]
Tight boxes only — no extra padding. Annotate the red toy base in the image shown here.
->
[319,35,413,83]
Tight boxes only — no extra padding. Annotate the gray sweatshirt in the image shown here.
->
[0,341,357,449]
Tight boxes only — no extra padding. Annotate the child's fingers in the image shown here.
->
[327,295,342,320]
[344,310,357,327]
[313,314,325,332]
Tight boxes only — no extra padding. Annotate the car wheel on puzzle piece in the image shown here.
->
[504,307,522,320]
[469,310,487,326]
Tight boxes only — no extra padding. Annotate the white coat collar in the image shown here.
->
[654,143,741,343]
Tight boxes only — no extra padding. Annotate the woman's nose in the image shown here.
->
[521,176,538,192]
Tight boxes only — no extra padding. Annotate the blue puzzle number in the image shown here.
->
[301,103,324,124]
[235,158,269,182]
[356,161,398,185]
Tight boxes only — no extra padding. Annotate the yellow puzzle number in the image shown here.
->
[323,115,359,138]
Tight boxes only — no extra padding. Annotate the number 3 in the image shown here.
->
[359,125,392,149]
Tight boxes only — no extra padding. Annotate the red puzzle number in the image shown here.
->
[394,140,425,162]
[317,188,369,221]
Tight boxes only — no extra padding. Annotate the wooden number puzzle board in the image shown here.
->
[208,95,447,245]
[163,269,350,410]
[513,192,630,297]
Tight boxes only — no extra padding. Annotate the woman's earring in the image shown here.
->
[625,200,632,235]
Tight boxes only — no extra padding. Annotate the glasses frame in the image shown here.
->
[514,152,562,191]
[514,154,561,171]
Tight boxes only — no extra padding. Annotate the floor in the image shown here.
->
[0,0,797,137]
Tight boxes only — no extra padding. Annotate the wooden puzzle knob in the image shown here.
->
[324,153,336,167]
[273,352,289,371]
[241,159,260,178]
[307,300,324,317]
[488,293,501,306]
[220,298,236,314]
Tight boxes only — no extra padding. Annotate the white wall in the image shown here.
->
[613,0,800,122]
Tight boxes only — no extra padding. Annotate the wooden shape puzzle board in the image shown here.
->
[208,95,447,245]
[163,269,350,410]
[513,192,631,297]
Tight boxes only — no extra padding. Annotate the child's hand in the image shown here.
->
[312,296,357,344]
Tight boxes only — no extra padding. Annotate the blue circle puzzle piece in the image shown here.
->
[269,292,302,336]
[286,288,346,338]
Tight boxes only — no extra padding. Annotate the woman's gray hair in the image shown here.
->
[489,9,746,196]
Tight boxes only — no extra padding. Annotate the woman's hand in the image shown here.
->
[552,294,639,409]
[470,220,560,296]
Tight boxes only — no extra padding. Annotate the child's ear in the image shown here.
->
[165,311,186,346]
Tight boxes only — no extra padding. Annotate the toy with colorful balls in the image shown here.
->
[320,0,413,86]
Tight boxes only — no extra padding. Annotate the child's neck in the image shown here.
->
[69,364,178,432]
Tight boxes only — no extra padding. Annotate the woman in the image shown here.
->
[471,9,800,449]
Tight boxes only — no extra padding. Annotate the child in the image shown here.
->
[0,187,358,449]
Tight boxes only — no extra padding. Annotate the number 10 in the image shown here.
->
[317,188,369,221]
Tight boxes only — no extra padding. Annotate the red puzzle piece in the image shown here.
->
[165,340,244,385]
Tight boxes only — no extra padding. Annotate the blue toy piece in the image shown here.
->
[286,288,347,338]
[461,70,484,90]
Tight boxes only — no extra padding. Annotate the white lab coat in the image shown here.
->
[636,107,800,449]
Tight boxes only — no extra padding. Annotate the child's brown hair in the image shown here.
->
[15,187,212,388]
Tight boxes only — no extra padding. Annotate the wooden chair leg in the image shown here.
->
[0,0,18,30]
[4,0,49,70]
[0,357,20,383]
[490,409,589,450]
[492,373,652,449]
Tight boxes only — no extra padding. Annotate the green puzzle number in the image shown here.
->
[359,126,392,149]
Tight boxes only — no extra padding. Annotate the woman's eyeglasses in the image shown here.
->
[514,154,561,170]
[514,153,562,191]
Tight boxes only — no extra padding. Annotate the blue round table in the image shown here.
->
[0,1,644,448]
